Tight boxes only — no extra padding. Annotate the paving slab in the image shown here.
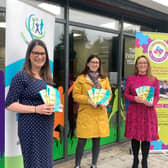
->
[54,141,168,168]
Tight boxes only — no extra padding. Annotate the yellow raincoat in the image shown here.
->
[72,74,112,138]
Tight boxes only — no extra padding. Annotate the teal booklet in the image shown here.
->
[87,88,111,105]
[39,85,63,112]
[135,86,155,103]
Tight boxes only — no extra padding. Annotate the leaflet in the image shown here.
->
[39,85,63,112]
[87,88,111,105]
[135,86,154,103]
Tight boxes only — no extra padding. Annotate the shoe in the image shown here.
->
[90,164,97,168]
[74,166,81,168]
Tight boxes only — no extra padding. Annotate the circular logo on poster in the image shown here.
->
[148,40,168,63]
[25,14,45,39]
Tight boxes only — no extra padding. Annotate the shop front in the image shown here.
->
[2,0,168,167]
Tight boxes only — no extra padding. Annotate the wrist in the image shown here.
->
[133,96,136,101]
[34,106,37,113]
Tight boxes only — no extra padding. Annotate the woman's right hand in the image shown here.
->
[88,99,97,108]
[35,104,55,115]
[134,96,144,103]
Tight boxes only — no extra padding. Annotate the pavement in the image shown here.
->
[54,141,168,168]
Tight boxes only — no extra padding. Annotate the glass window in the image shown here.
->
[22,0,64,19]
[0,13,5,70]
[0,12,5,162]
[67,26,119,156]
[53,23,65,87]
[123,36,135,78]
[70,9,120,31]
[53,23,65,160]
[123,22,140,34]
[124,21,157,33]
[141,25,157,32]
[69,26,118,75]
[0,0,5,8]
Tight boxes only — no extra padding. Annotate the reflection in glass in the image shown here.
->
[123,22,140,33]
[53,23,65,160]
[123,22,156,33]
[122,36,136,140]
[123,36,135,78]
[22,0,64,19]
[0,11,5,167]
[0,14,5,70]
[70,9,120,30]
[54,23,65,87]
[67,26,119,156]
[69,26,118,76]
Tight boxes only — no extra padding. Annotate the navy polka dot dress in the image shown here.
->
[5,71,54,168]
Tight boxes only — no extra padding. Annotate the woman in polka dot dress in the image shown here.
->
[124,55,160,168]
[5,39,55,168]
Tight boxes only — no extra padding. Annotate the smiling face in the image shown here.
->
[87,57,100,72]
[136,57,148,75]
[30,45,46,70]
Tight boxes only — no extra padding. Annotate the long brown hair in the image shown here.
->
[22,39,54,85]
[134,55,154,80]
[80,54,107,78]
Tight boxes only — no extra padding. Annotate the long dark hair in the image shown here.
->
[80,54,107,78]
[22,39,54,85]
[134,55,154,80]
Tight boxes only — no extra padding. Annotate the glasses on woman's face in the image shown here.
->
[137,62,148,65]
[90,61,99,65]
[31,51,46,57]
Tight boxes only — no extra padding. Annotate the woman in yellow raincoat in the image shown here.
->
[73,54,112,168]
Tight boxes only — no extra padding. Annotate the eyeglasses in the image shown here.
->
[31,51,46,56]
[90,61,99,65]
[137,62,148,65]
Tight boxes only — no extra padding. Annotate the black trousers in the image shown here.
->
[75,138,100,166]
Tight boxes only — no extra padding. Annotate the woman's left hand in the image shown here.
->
[143,100,153,107]
[36,104,55,115]
[99,103,107,108]
[88,99,97,108]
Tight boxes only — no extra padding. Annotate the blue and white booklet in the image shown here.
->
[39,85,63,112]
[135,86,155,103]
[87,88,111,105]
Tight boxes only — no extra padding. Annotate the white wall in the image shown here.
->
[0,0,6,8]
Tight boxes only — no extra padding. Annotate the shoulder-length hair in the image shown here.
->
[80,54,107,78]
[22,39,54,85]
[134,55,154,80]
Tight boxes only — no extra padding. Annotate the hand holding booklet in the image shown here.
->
[87,88,111,106]
[39,85,63,112]
[135,86,154,103]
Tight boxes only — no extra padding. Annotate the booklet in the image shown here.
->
[97,90,111,105]
[135,86,154,103]
[87,88,111,105]
[38,89,49,104]
[39,85,63,112]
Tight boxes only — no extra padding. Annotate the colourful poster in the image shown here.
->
[5,0,55,167]
[135,32,168,151]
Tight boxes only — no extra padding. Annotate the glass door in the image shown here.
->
[67,26,119,155]
[120,35,135,140]
[53,23,65,160]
